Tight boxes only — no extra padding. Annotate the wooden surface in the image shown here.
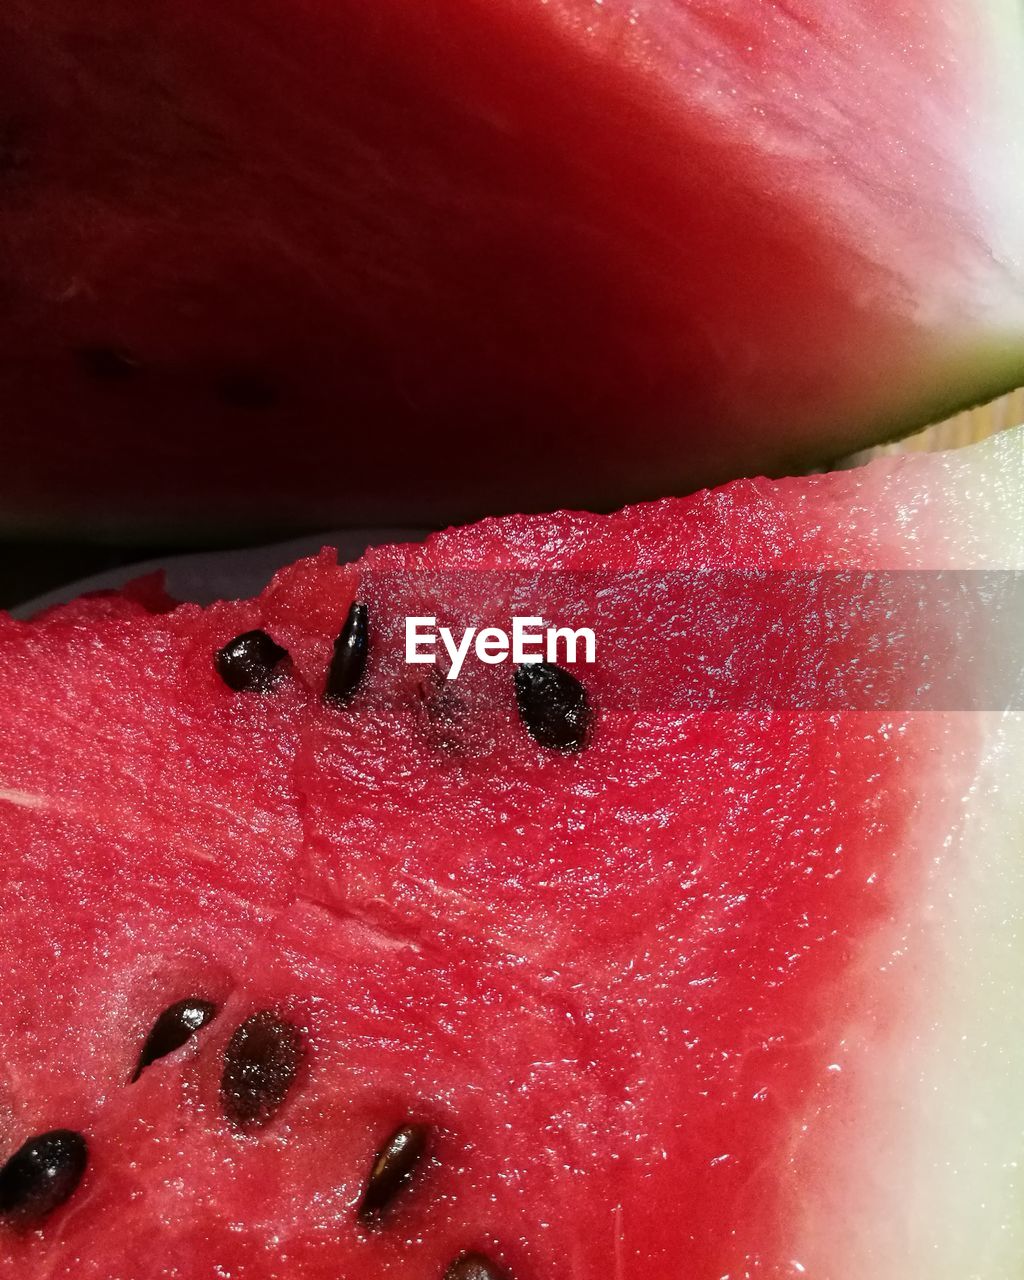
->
[845,387,1024,464]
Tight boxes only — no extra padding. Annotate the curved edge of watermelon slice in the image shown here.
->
[11,529,427,619]
[1,0,1023,534]
[2,426,1024,1278]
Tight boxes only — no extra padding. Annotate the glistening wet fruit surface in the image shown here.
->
[0,0,1022,532]
[1,430,1024,1276]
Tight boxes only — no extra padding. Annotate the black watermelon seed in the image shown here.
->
[78,345,141,381]
[443,1252,510,1280]
[130,998,219,1083]
[220,1011,304,1129]
[357,1122,429,1221]
[514,662,591,752]
[324,602,369,705]
[0,1131,88,1226]
[215,630,288,693]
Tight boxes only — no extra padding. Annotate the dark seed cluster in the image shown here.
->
[1,1001,514,1272]
[215,605,593,759]
[3,598,593,1254]
[212,604,533,1268]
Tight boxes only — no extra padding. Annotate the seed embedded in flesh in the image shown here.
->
[130,998,219,1083]
[324,602,369,705]
[0,1130,88,1226]
[443,1252,511,1280]
[215,630,289,692]
[357,1122,429,1221]
[513,662,592,752]
[220,1011,304,1129]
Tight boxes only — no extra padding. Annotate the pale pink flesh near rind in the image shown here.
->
[1,429,1023,1277]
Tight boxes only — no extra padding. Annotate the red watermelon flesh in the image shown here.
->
[2,429,1024,1277]
[1,0,1023,533]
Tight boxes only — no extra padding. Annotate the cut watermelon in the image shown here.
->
[1,0,1023,533]
[2,428,1024,1277]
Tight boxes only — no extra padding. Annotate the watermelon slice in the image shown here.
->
[2,428,1024,1277]
[1,0,1023,532]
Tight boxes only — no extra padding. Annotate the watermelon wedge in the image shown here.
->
[2,428,1024,1277]
[1,0,1023,532]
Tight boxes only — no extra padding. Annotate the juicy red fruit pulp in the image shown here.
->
[0,533,964,1278]
[2,0,1020,532]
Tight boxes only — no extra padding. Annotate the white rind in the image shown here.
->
[971,0,1024,314]
[919,710,1024,1280]
[788,427,1024,1278]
